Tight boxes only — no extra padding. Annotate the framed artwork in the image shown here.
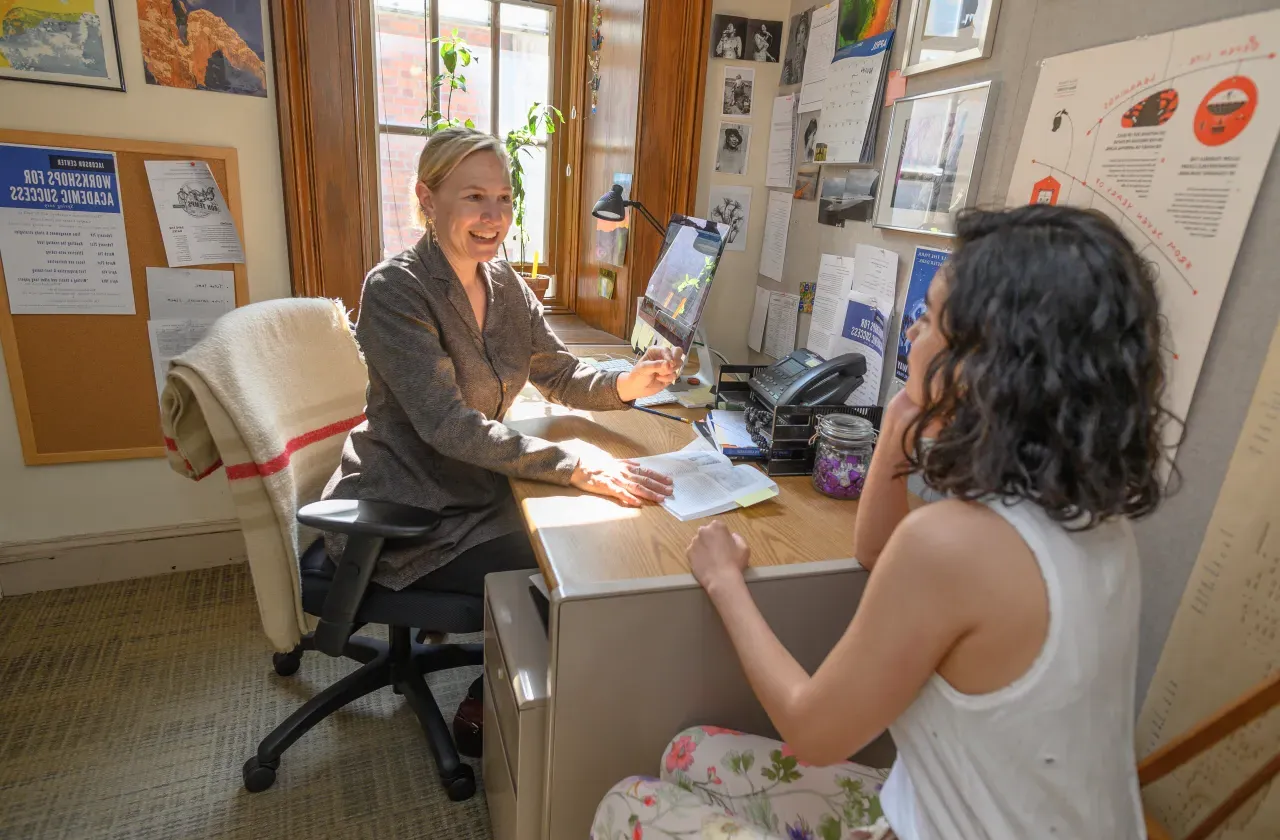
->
[900,0,1001,77]
[873,81,997,237]
[138,0,269,97]
[0,0,125,91]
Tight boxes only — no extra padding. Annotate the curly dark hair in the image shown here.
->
[904,205,1179,528]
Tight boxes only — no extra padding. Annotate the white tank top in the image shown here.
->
[880,499,1146,840]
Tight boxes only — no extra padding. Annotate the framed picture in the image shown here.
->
[900,0,1001,77]
[873,81,997,237]
[0,0,125,91]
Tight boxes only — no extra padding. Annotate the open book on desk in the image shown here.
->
[633,450,779,522]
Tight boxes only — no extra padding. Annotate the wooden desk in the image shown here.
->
[484,347,895,840]
[507,346,864,590]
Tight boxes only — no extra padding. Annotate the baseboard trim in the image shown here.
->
[0,521,247,597]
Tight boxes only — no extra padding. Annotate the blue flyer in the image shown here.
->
[0,143,133,314]
[895,246,950,383]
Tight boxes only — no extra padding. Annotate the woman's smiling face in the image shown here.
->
[416,150,513,263]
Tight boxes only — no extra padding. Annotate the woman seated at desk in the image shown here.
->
[322,127,678,752]
[594,205,1172,840]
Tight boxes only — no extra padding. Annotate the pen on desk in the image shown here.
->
[631,404,693,425]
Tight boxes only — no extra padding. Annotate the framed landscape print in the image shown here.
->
[0,1,125,91]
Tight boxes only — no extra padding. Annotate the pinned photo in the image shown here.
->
[722,66,755,116]
[715,122,752,175]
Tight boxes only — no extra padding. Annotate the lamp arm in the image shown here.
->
[627,201,667,236]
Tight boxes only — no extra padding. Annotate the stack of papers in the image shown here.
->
[635,450,778,522]
[709,409,762,458]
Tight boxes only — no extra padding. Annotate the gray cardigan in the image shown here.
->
[322,238,628,590]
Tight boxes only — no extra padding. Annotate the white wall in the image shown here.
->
[695,0,1280,702]
[0,1,289,546]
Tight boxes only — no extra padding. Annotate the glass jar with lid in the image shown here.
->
[811,413,876,499]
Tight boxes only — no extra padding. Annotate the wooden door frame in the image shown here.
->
[271,0,383,309]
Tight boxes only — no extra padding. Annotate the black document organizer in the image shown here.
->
[715,364,884,477]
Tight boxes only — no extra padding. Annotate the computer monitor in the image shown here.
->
[632,214,729,353]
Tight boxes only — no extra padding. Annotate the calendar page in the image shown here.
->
[815,31,894,164]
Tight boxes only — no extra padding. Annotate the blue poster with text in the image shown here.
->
[895,246,950,382]
[0,145,121,213]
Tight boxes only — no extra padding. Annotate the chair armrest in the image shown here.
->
[297,499,441,539]
[296,500,440,656]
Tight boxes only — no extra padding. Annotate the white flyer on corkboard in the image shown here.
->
[1136,316,1280,838]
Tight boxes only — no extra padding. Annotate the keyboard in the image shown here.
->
[583,357,678,407]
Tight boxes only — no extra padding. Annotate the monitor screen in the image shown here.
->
[634,214,729,351]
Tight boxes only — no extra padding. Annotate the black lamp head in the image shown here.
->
[592,184,627,222]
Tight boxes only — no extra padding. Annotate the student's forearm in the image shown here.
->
[852,419,912,571]
[705,574,812,744]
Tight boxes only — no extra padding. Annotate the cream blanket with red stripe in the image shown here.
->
[160,298,368,652]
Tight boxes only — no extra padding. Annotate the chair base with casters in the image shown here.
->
[242,500,485,801]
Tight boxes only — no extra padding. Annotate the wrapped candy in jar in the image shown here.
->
[810,413,876,500]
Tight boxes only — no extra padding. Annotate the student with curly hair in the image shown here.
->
[592,205,1176,840]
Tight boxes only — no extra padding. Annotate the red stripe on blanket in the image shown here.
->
[164,436,178,451]
[224,413,365,480]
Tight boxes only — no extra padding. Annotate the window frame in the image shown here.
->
[372,0,577,310]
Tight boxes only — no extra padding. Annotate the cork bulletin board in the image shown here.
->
[0,130,248,466]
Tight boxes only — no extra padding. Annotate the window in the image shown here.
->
[373,0,558,292]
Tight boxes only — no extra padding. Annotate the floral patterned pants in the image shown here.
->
[590,726,895,840]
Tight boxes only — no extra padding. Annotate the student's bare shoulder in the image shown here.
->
[887,499,1029,580]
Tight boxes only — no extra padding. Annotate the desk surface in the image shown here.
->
[506,346,871,591]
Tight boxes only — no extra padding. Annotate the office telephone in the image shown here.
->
[748,349,866,409]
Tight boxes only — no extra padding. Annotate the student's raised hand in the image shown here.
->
[570,458,673,507]
[616,346,685,402]
[687,521,751,594]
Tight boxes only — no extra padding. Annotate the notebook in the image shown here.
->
[632,450,779,522]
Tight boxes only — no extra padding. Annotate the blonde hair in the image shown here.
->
[412,127,509,229]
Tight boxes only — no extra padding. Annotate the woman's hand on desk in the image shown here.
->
[570,459,673,507]
[688,521,751,598]
[616,346,685,402]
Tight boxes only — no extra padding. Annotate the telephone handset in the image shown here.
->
[748,349,867,409]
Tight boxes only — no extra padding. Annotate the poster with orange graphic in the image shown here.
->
[1006,9,1280,463]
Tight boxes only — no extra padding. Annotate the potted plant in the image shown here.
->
[505,103,564,299]
[424,34,564,299]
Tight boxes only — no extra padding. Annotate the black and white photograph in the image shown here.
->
[715,122,752,175]
[781,10,811,85]
[800,112,821,162]
[874,81,995,235]
[818,169,878,227]
[901,0,1001,76]
[722,66,755,116]
[707,185,752,252]
[746,19,784,62]
[711,15,748,60]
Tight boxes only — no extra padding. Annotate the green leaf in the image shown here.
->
[459,49,473,67]
[818,814,842,840]
[442,49,457,74]
[464,118,475,129]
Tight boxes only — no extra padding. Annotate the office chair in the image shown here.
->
[159,297,484,801]
[241,499,484,800]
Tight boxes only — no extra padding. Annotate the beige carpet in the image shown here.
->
[0,564,491,840]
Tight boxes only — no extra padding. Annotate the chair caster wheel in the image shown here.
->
[272,651,301,677]
[443,763,476,801]
[243,756,278,793]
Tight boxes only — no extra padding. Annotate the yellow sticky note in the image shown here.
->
[735,488,777,508]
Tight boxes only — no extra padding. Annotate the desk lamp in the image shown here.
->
[591,184,666,236]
